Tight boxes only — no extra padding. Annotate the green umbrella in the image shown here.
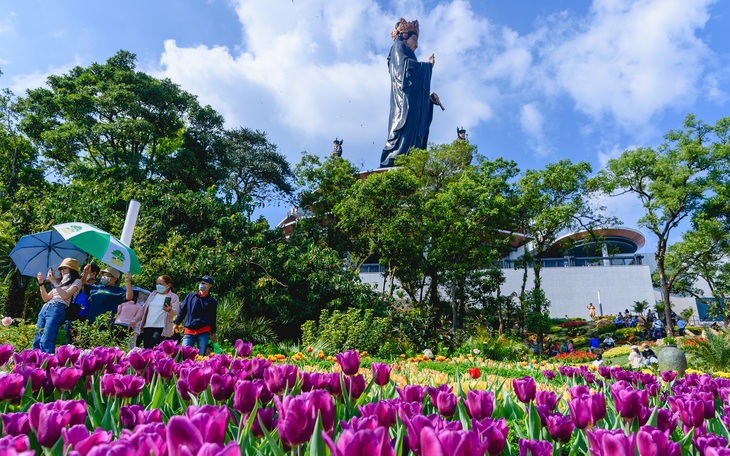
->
[53,222,141,274]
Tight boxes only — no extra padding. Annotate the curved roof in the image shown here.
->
[543,227,645,258]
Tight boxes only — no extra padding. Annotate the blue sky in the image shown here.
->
[1,0,728,251]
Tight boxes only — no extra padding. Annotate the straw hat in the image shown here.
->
[58,258,79,272]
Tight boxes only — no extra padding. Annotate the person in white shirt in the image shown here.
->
[129,275,180,349]
[34,258,83,354]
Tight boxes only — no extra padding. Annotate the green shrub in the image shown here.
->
[0,318,37,351]
[571,336,587,348]
[602,345,632,359]
[69,312,120,349]
[301,308,391,356]
[216,294,277,345]
[616,327,642,338]
[595,324,617,336]
[683,330,730,372]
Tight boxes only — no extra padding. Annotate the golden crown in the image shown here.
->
[391,18,419,41]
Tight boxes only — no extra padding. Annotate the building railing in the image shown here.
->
[496,254,644,270]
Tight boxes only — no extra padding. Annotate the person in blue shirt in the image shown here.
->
[82,266,133,324]
[676,317,687,336]
[588,336,601,353]
[174,275,218,356]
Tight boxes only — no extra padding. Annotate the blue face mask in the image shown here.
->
[156,284,167,294]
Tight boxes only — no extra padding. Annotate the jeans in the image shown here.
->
[33,301,66,354]
[182,332,210,356]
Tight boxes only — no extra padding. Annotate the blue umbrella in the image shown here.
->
[9,230,88,277]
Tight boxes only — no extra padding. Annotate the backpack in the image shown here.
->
[65,289,88,322]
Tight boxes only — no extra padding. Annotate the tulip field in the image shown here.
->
[1,341,729,455]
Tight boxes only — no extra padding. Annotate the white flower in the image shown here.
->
[1,316,12,327]
[473,349,481,355]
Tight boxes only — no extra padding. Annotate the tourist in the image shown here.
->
[651,318,664,339]
[113,291,143,347]
[33,258,83,354]
[592,354,603,367]
[676,317,687,336]
[602,334,615,349]
[628,345,643,369]
[83,265,133,324]
[567,340,574,353]
[64,263,100,345]
[641,343,658,366]
[588,336,601,353]
[587,303,596,320]
[174,275,218,356]
[130,275,180,349]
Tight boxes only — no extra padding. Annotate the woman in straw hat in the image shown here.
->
[33,258,82,353]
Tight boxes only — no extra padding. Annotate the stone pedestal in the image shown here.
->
[657,345,687,377]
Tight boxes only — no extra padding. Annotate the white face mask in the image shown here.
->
[156,284,167,294]
[62,273,71,283]
[198,283,208,292]
[100,276,112,286]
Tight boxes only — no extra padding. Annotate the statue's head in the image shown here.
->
[391,18,419,41]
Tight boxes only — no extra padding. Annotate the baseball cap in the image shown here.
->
[197,275,215,285]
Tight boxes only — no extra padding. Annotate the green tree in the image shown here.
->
[515,159,613,351]
[600,115,728,335]
[219,127,294,213]
[19,50,227,190]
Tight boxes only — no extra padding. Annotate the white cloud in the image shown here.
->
[542,0,714,129]
[520,102,550,156]
[155,0,503,167]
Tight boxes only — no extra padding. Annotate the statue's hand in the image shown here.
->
[429,54,435,65]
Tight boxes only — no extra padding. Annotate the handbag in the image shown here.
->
[65,290,87,322]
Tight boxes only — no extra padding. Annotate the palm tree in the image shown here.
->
[682,329,730,372]
[632,300,648,316]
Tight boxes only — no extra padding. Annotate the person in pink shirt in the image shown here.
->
[113,291,144,346]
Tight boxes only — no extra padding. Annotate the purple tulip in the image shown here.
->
[512,376,537,404]
[210,374,236,401]
[694,434,729,456]
[472,417,509,456]
[611,382,648,420]
[661,371,677,383]
[0,345,13,367]
[706,448,730,456]
[568,385,590,398]
[185,405,229,448]
[1,412,30,436]
[166,415,208,456]
[359,401,397,428]
[637,426,681,456]
[419,427,486,456]
[344,374,367,400]
[568,394,593,430]
[233,380,262,414]
[0,435,31,454]
[55,345,80,366]
[397,401,423,421]
[119,404,163,430]
[75,354,102,377]
[546,412,574,444]
[397,385,426,404]
[535,391,560,412]
[335,350,361,376]
[542,370,557,380]
[182,366,213,394]
[655,408,679,434]
[177,378,193,401]
[465,390,495,420]
[154,358,175,380]
[327,373,343,396]
[0,373,24,401]
[126,350,152,373]
[50,367,83,392]
[247,408,276,438]
[62,424,112,455]
[322,427,394,456]
[275,395,315,447]
[263,364,298,394]
[433,391,458,418]
[371,363,391,386]
[586,428,636,456]
[667,396,706,430]
[234,340,253,358]
[101,373,146,399]
[342,415,380,432]
[518,438,553,456]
